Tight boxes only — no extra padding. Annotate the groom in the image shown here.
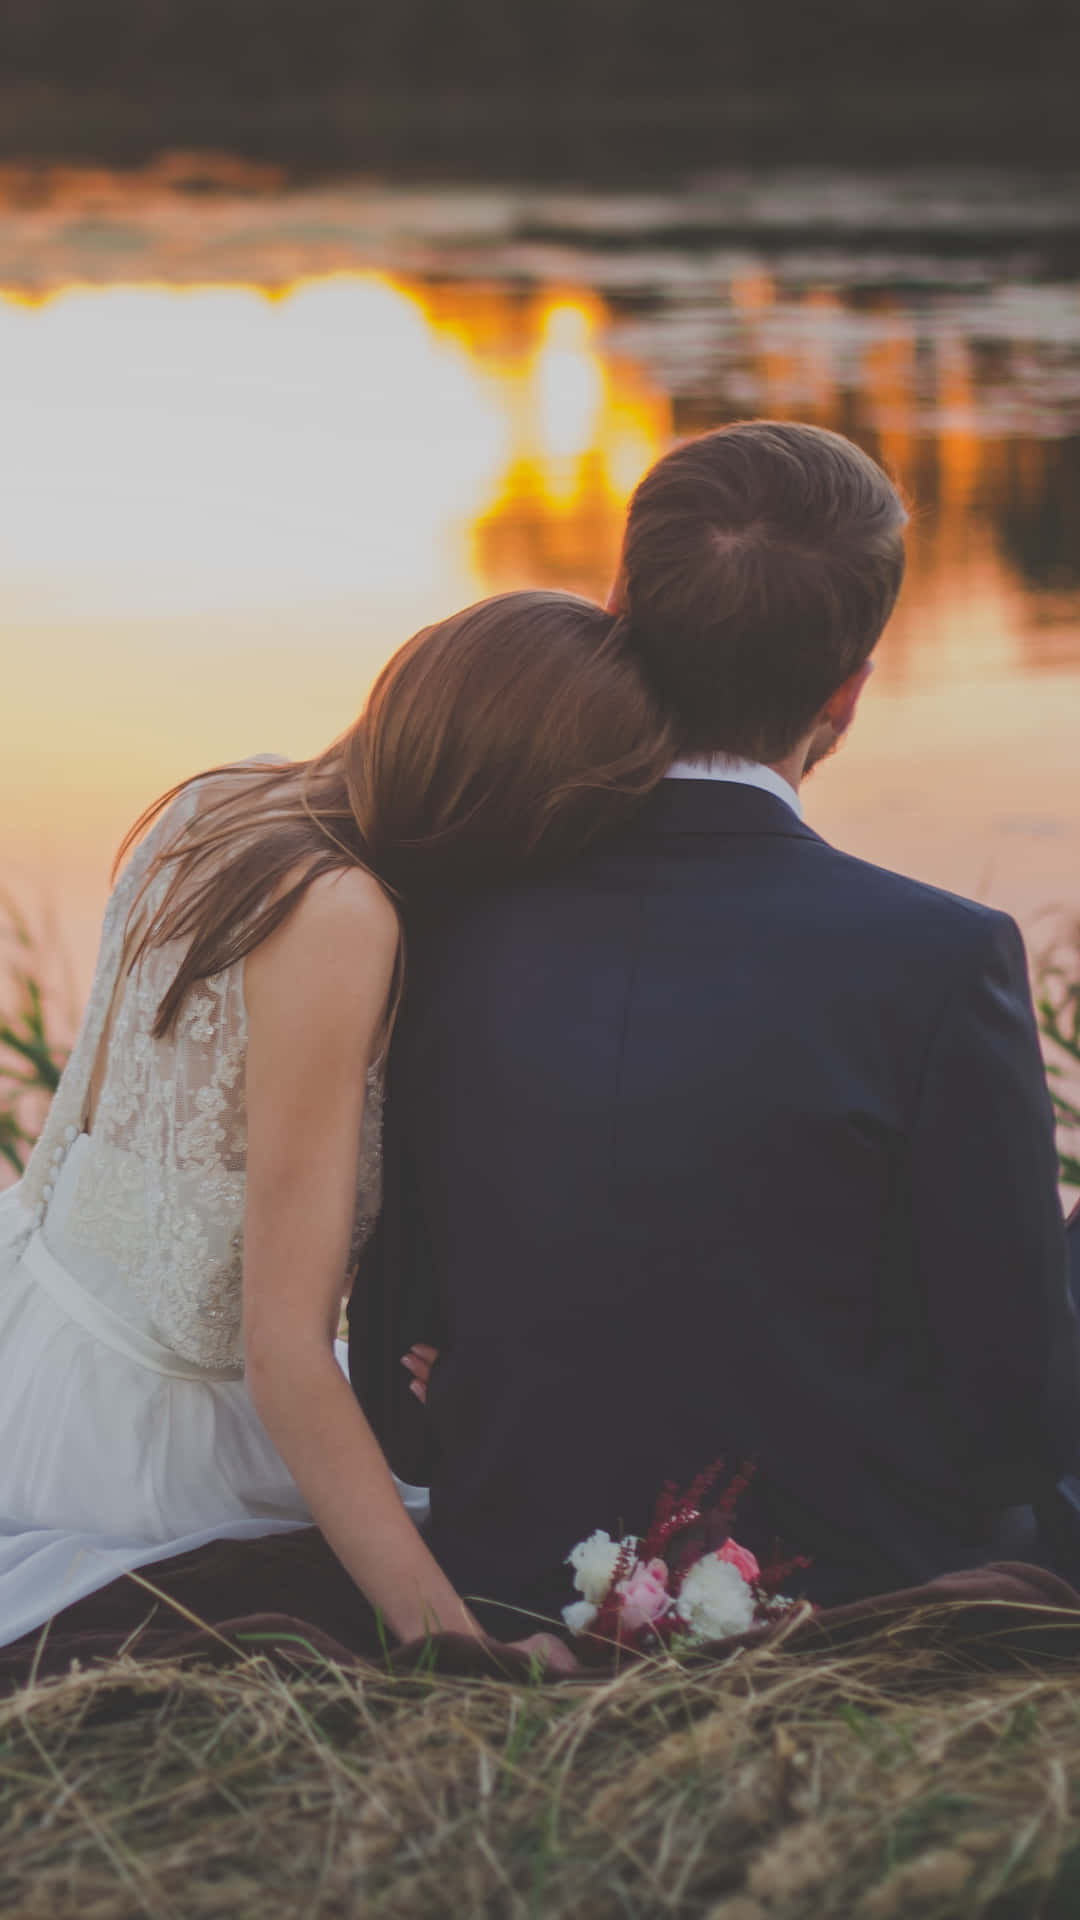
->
[350,420,1080,1629]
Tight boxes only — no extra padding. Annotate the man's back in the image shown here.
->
[352,779,1080,1628]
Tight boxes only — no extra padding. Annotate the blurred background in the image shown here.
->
[1,0,1079,1029]
[2,0,1079,175]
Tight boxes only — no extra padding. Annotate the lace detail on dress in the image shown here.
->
[17,764,385,1375]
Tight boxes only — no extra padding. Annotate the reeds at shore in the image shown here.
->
[1036,920,1080,1191]
[0,906,67,1180]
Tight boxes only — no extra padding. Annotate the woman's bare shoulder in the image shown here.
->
[294,867,399,948]
[241,866,399,1074]
[247,864,399,993]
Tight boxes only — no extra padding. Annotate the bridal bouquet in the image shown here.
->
[563,1461,809,1655]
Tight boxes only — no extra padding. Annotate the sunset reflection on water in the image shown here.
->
[2,261,1079,1009]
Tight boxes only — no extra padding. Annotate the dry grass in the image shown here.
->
[4,1626,1080,1919]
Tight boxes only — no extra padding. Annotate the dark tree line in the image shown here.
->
[1,0,1077,171]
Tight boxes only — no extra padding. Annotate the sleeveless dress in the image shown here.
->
[0,771,426,1651]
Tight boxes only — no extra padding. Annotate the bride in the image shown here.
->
[0,590,670,1661]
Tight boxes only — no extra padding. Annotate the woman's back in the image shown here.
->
[17,768,383,1375]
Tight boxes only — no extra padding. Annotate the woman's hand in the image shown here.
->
[401,1343,438,1404]
[509,1632,581,1675]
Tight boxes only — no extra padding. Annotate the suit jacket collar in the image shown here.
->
[632,778,826,843]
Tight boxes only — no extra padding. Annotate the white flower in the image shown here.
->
[562,1599,599,1636]
[566,1530,628,1605]
[675,1554,756,1643]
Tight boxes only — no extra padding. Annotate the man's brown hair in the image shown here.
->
[619,421,907,762]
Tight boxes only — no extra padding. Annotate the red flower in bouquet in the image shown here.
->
[563,1461,810,1654]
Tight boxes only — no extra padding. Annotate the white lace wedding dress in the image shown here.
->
[0,770,426,1652]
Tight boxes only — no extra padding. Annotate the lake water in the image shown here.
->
[2,167,1079,1019]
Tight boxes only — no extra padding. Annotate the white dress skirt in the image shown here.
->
[0,766,428,1652]
[0,1146,429,1651]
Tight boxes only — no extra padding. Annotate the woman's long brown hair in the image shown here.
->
[118,591,674,1038]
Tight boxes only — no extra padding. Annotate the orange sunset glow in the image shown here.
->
[2,265,1080,1015]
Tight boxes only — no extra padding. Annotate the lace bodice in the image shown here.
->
[17,770,384,1375]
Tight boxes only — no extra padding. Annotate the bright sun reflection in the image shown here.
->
[533,298,606,470]
[0,275,509,617]
[0,270,671,1006]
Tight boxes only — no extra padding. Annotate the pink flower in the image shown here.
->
[717,1538,760,1585]
[616,1558,670,1632]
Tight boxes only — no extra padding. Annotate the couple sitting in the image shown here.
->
[2,420,1079,1672]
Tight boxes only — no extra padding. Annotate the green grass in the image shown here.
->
[1035,922,1080,1191]
[0,904,68,1179]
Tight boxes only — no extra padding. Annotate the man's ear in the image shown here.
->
[606,561,628,615]
[821,657,874,738]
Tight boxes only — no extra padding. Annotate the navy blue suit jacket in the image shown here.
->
[350,781,1080,1626]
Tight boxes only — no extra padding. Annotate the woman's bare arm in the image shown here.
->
[242,867,480,1646]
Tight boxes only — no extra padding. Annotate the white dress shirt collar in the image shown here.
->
[665,755,804,821]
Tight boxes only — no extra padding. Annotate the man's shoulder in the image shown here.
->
[407,836,1020,989]
[811,839,1009,936]
[797,838,1024,977]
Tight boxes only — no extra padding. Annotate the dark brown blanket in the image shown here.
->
[5,1528,1080,1694]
